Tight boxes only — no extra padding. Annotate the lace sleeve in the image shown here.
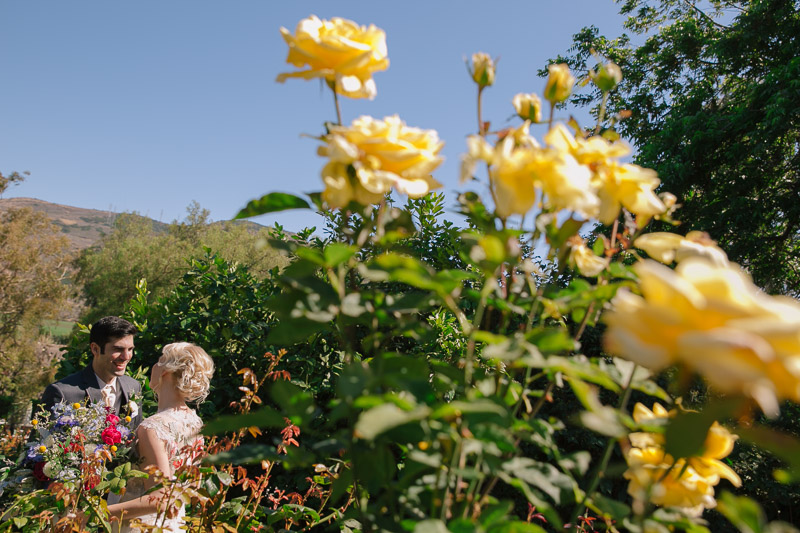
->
[138,409,203,450]
[138,415,174,445]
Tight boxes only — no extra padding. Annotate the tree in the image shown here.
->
[0,172,72,420]
[549,0,800,294]
[75,203,290,324]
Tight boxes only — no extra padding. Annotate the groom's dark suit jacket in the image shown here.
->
[41,365,143,426]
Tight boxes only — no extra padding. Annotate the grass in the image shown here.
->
[41,320,75,341]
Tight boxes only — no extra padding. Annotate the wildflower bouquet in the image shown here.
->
[0,401,139,532]
[24,400,135,489]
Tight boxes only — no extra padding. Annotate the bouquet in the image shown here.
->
[21,400,135,491]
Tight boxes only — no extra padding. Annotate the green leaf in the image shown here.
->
[354,403,431,441]
[413,519,450,533]
[271,380,316,422]
[558,451,592,477]
[280,504,321,523]
[203,477,220,496]
[205,444,279,465]
[447,518,479,533]
[235,192,310,218]
[352,444,396,492]
[589,493,631,522]
[592,236,605,256]
[267,318,328,345]
[431,399,509,424]
[324,243,358,267]
[329,465,354,504]
[663,398,746,460]
[202,406,285,435]
[526,328,577,354]
[501,457,575,505]
[341,293,366,317]
[716,492,765,533]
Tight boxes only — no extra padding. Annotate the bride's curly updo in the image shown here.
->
[159,342,215,403]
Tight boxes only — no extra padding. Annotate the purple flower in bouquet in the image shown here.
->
[12,400,137,491]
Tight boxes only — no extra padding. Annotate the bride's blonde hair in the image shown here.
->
[159,342,214,403]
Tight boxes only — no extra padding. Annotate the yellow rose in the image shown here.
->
[624,402,741,516]
[477,123,599,219]
[543,63,575,104]
[604,258,800,415]
[526,148,599,218]
[659,191,678,210]
[592,162,665,226]
[512,93,542,123]
[634,231,728,266]
[544,123,664,225]
[276,15,389,99]
[487,137,539,218]
[567,236,609,277]
[469,52,495,87]
[544,123,631,166]
[459,135,495,183]
[319,115,444,208]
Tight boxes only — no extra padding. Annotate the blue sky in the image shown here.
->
[1,1,629,231]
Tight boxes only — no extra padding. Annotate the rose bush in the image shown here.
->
[210,14,800,532]
[214,13,800,532]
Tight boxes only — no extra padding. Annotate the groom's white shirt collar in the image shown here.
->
[94,372,118,392]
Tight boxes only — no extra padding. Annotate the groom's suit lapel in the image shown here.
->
[117,377,132,407]
[81,365,104,405]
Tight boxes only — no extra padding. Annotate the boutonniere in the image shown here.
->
[127,399,139,419]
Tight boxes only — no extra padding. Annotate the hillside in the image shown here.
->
[0,197,264,252]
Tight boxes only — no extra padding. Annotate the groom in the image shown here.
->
[42,316,143,426]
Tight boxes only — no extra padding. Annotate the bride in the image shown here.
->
[106,342,214,532]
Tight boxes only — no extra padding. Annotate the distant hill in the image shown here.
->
[0,197,266,252]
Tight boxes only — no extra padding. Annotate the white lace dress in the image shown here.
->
[120,407,204,533]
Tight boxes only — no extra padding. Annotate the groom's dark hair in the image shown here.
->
[90,316,137,352]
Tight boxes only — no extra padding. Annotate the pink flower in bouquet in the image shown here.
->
[101,426,122,446]
[105,413,120,425]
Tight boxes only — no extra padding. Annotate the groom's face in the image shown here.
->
[91,334,135,383]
